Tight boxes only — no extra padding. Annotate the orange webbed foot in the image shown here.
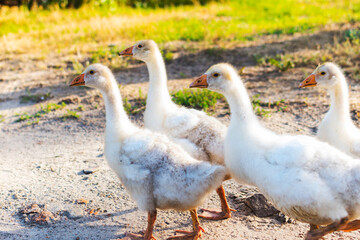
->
[198,208,235,220]
[167,225,205,240]
[339,219,360,232]
[305,217,349,240]
[118,210,157,240]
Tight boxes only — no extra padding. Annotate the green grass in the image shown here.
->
[169,89,288,117]
[71,58,86,74]
[123,97,147,115]
[163,50,174,62]
[268,56,295,72]
[172,89,224,112]
[269,99,288,113]
[77,104,85,111]
[122,87,147,115]
[251,95,289,117]
[20,91,52,103]
[114,87,288,117]
[15,112,32,122]
[61,110,81,120]
[253,36,360,70]
[26,119,40,125]
[0,114,4,123]
[345,28,360,43]
[254,54,295,71]
[15,102,67,124]
[251,94,271,117]
[119,88,223,115]
[90,45,130,69]
[2,0,360,54]
[42,102,67,112]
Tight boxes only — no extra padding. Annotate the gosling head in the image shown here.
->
[69,63,114,90]
[189,63,239,94]
[299,62,344,89]
[118,40,158,62]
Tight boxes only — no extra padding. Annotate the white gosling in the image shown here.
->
[300,62,360,158]
[69,64,227,240]
[190,63,360,240]
[119,40,234,220]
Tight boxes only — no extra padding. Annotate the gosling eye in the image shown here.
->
[89,70,95,75]
[138,44,143,48]
[213,73,219,78]
[320,71,326,76]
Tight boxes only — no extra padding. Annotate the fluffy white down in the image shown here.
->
[226,125,360,225]
[138,39,227,165]
[203,63,360,226]
[144,99,227,165]
[317,115,360,158]
[309,62,360,158]
[80,63,227,215]
[144,90,226,166]
[106,129,227,211]
[158,107,226,165]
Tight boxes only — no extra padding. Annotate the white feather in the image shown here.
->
[138,40,227,165]
[207,63,360,226]
[82,64,227,214]
[309,62,360,158]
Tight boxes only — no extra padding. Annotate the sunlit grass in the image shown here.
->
[172,89,224,112]
[15,102,66,124]
[1,0,360,54]
[253,37,360,71]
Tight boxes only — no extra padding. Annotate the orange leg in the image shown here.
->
[339,219,360,232]
[120,210,157,240]
[309,224,319,231]
[198,185,235,220]
[305,217,348,240]
[168,209,205,240]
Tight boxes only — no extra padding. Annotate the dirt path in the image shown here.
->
[2,123,360,240]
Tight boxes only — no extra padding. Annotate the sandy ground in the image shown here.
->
[2,27,360,239]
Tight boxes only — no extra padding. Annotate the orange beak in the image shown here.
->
[299,74,317,88]
[70,74,85,87]
[118,46,134,56]
[190,74,208,88]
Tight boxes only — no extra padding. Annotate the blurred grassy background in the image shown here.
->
[1,0,360,55]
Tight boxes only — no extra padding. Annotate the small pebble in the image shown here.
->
[83,167,99,175]
[76,198,89,204]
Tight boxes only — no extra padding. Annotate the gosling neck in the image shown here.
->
[327,77,351,124]
[224,78,260,129]
[145,50,174,110]
[99,76,135,140]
